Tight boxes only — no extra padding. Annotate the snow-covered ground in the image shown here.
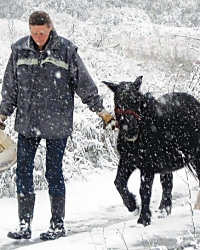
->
[0,168,200,250]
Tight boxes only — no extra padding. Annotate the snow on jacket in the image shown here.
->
[0,30,104,139]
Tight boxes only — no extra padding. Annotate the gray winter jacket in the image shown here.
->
[0,30,104,138]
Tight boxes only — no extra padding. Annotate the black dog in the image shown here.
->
[103,76,200,226]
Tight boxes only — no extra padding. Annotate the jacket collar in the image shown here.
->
[21,30,60,51]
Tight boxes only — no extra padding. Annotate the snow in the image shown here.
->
[0,2,200,249]
[0,168,200,249]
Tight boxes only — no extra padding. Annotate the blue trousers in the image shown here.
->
[16,134,67,197]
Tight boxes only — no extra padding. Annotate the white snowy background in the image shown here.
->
[0,0,200,249]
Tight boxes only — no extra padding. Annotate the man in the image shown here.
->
[0,11,114,240]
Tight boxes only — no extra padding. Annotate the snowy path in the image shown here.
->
[0,168,200,250]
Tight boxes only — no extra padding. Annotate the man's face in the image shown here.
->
[30,24,52,49]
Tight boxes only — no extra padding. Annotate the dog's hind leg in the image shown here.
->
[114,157,138,212]
[158,172,173,215]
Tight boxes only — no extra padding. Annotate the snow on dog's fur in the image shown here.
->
[103,76,200,226]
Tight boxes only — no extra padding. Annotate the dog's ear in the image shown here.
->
[131,76,143,91]
[102,81,118,93]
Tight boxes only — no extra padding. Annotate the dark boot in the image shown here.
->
[7,193,35,240]
[40,195,66,240]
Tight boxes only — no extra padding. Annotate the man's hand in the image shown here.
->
[0,114,7,130]
[97,109,115,129]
